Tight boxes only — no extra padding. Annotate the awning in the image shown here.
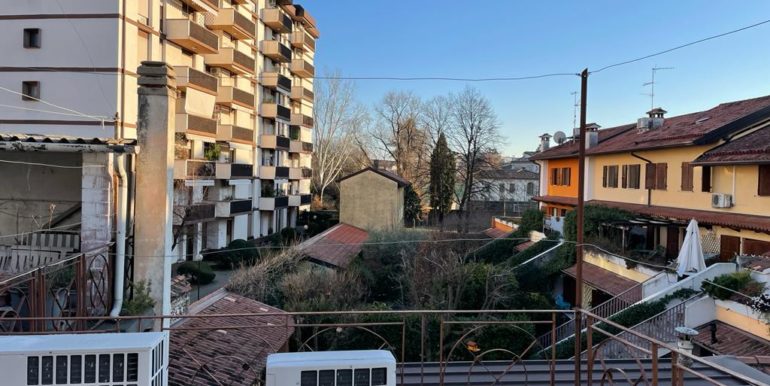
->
[563,262,640,296]
[532,195,577,207]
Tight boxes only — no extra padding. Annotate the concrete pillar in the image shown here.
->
[133,62,177,326]
[206,220,227,249]
[80,152,113,252]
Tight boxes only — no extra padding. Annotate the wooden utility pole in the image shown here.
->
[574,68,589,385]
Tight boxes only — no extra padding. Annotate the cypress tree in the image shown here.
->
[429,133,456,230]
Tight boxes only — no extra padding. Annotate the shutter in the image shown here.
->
[681,162,693,191]
[701,166,712,192]
[656,163,668,190]
[631,164,641,189]
[719,235,740,262]
[622,165,628,188]
[564,168,571,186]
[602,166,608,188]
[611,165,619,188]
[645,163,656,189]
[759,165,770,196]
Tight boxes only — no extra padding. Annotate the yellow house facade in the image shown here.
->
[339,167,408,231]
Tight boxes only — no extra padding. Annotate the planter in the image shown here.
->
[118,308,156,332]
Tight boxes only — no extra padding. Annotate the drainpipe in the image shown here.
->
[110,153,128,317]
[631,152,653,206]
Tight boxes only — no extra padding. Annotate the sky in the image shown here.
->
[308,0,770,156]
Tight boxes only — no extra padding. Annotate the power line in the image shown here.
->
[591,18,770,74]
[0,104,108,119]
[0,85,111,121]
[0,159,106,169]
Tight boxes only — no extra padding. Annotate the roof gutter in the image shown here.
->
[631,152,653,207]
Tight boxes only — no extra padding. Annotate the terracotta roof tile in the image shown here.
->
[515,241,535,252]
[529,125,635,160]
[695,321,770,357]
[483,228,512,239]
[587,95,770,155]
[589,200,770,234]
[299,223,368,268]
[563,262,640,296]
[168,289,293,386]
[694,125,770,165]
[339,167,410,187]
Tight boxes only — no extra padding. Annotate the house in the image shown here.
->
[503,151,540,173]
[338,167,410,231]
[530,124,634,233]
[470,168,540,215]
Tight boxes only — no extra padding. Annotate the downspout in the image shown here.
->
[110,153,128,317]
[631,152,653,206]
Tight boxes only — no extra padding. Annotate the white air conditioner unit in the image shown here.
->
[0,332,167,386]
[711,193,733,208]
[267,350,396,386]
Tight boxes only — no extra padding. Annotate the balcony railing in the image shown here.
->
[275,166,290,179]
[183,203,216,222]
[261,8,293,33]
[261,103,291,121]
[302,142,313,153]
[165,19,218,54]
[290,86,314,102]
[204,47,255,75]
[300,193,312,205]
[275,195,289,208]
[218,124,254,144]
[216,199,253,218]
[174,159,216,179]
[174,66,218,95]
[291,31,315,51]
[276,135,291,150]
[206,8,255,40]
[262,72,292,92]
[217,86,255,109]
[291,113,313,128]
[216,163,253,180]
[260,40,292,63]
[179,0,218,12]
[290,58,315,78]
[301,167,312,178]
[176,114,218,137]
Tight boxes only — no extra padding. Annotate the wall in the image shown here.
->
[715,299,770,340]
[545,158,579,198]
[583,247,656,283]
[340,171,402,231]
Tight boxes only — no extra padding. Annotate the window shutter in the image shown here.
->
[611,166,619,188]
[656,163,668,190]
[630,164,641,189]
[602,166,608,188]
[551,168,557,185]
[622,165,628,189]
[681,162,693,191]
[701,166,712,192]
[563,168,571,186]
[759,165,770,196]
[645,163,656,189]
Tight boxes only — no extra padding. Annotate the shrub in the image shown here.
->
[176,261,216,285]
[360,230,426,304]
[226,248,304,306]
[508,233,561,267]
[121,281,156,316]
[280,227,298,245]
[280,266,366,311]
[702,271,764,301]
[519,209,544,234]
[468,237,522,264]
[202,239,260,269]
[562,205,633,241]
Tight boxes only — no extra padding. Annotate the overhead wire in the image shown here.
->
[0,85,111,122]
[0,159,106,169]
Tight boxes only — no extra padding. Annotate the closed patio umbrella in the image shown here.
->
[677,219,707,276]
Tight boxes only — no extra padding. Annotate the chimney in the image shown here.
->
[134,61,177,328]
[638,107,666,132]
[539,133,552,151]
[585,123,601,149]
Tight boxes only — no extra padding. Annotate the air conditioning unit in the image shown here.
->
[0,332,167,386]
[711,193,733,208]
[267,350,396,386]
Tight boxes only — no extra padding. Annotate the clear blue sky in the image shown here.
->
[309,1,770,156]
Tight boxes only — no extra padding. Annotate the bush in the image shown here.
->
[280,227,298,245]
[519,209,544,234]
[202,239,260,269]
[176,261,216,285]
[467,237,522,264]
[360,230,426,304]
[562,205,633,241]
[121,281,156,316]
[226,248,304,306]
[702,271,764,301]
[508,233,561,267]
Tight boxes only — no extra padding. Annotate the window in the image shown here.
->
[23,28,41,48]
[759,165,770,196]
[508,183,515,192]
[602,165,619,188]
[628,164,641,189]
[550,168,559,185]
[681,162,694,191]
[499,183,506,195]
[354,369,370,386]
[561,167,571,186]
[301,371,318,386]
[701,166,712,192]
[527,182,535,195]
[22,81,40,101]
[645,163,668,190]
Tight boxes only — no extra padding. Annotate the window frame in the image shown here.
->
[23,28,41,48]
[21,81,40,101]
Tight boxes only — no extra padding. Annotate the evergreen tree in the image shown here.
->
[429,133,456,230]
[403,184,422,227]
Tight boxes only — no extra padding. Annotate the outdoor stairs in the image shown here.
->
[397,359,751,385]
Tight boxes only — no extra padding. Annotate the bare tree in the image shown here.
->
[313,70,369,204]
[422,95,453,147]
[448,86,501,232]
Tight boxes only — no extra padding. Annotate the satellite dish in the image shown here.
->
[553,131,567,144]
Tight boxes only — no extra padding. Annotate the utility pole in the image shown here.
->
[574,68,589,386]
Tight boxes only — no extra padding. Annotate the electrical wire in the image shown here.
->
[0,159,106,169]
[0,221,83,239]
[0,85,111,122]
[0,104,108,119]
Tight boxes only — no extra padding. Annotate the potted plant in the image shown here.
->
[120,281,156,332]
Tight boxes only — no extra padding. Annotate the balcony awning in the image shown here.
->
[563,262,640,297]
[532,195,577,207]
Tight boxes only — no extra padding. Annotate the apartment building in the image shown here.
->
[0,0,317,265]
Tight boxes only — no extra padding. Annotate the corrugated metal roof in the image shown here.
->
[0,133,135,145]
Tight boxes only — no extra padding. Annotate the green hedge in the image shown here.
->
[202,239,260,269]
[177,261,216,285]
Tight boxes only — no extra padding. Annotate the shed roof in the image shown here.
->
[694,321,770,357]
[693,125,770,165]
[338,167,410,187]
[299,223,369,268]
[563,262,640,296]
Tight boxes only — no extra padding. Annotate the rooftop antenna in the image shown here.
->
[571,91,579,129]
[642,66,674,110]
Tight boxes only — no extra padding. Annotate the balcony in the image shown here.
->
[218,124,254,145]
[290,59,314,78]
[176,113,218,137]
[174,159,216,180]
[300,193,312,205]
[216,163,254,180]
[289,167,301,180]
[288,193,312,206]
[204,47,255,75]
[301,167,312,178]
[205,8,255,40]
[174,66,218,95]
[260,40,292,63]
[216,199,253,218]
[276,166,290,179]
[259,196,289,211]
[165,19,218,54]
[217,86,255,109]
[178,0,218,12]
[290,86,314,102]
[291,113,313,128]
[175,203,216,224]
[261,8,293,33]
[260,134,291,150]
[261,103,291,121]
[291,32,315,51]
[302,142,313,153]
[262,71,292,92]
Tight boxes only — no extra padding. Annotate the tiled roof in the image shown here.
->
[338,167,410,187]
[0,133,136,146]
[563,262,639,296]
[589,200,770,234]
[478,169,539,180]
[529,125,635,160]
[693,125,770,165]
[168,289,293,386]
[483,227,512,239]
[514,241,535,252]
[299,223,368,268]
[532,195,578,207]
[694,321,770,357]
[587,95,770,155]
